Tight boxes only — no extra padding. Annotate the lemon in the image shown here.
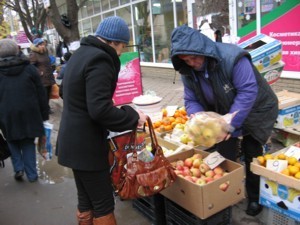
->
[287,157,298,166]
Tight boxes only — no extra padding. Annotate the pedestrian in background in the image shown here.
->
[214,29,223,42]
[0,39,49,182]
[56,52,72,80]
[29,38,56,115]
[56,16,147,225]
[170,25,278,216]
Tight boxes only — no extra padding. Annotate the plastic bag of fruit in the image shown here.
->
[184,111,235,148]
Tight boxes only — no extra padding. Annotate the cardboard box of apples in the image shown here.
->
[160,148,245,219]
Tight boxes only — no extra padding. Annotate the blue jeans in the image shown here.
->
[7,138,38,181]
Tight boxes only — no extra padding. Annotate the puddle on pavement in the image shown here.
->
[36,155,74,184]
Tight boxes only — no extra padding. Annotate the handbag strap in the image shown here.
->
[146,117,163,155]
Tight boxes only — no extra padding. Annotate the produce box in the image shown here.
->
[274,90,300,129]
[251,144,300,221]
[259,176,300,222]
[260,61,284,85]
[160,149,245,219]
[238,33,282,72]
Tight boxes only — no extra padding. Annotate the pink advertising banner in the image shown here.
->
[113,52,143,106]
[262,5,300,72]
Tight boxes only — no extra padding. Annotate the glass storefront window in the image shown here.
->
[101,0,109,11]
[82,18,92,37]
[152,0,174,63]
[110,0,119,9]
[116,6,132,52]
[92,16,102,34]
[193,0,229,40]
[237,0,257,30]
[93,0,101,14]
[177,0,187,27]
[121,0,130,5]
[133,1,153,62]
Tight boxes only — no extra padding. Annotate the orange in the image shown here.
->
[162,108,168,117]
[264,154,273,161]
[281,168,290,176]
[257,156,266,166]
[287,157,298,166]
[164,125,173,131]
[294,162,300,168]
[288,165,299,175]
[277,153,287,160]
[294,171,300,179]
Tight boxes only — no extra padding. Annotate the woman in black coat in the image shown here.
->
[56,16,147,225]
[0,39,49,182]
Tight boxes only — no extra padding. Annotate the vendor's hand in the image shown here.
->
[136,110,147,127]
[223,133,231,141]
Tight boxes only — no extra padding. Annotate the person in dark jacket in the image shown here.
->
[170,25,278,216]
[0,39,49,182]
[56,16,147,225]
[56,52,72,80]
[29,38,56,115]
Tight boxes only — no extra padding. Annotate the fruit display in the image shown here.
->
[145,143,176,157]
[184,112,231,148]
[152,106,188,133]
[171,153,229,191]
[256,149,300,180]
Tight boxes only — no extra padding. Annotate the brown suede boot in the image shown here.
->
[93,213,117,225]
[77,210,93,225]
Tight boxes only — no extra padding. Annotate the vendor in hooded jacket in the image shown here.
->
[170,25,278,216]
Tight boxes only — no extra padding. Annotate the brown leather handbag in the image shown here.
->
[114,117,176,199]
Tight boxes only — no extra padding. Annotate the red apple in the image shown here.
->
[190,168,201,178]
[176,160,184,167]
[199,163,210,174]
[191,176,198,182]
[192,153,203,160]
[184,176,194,183]
[183,168,192,176]
[176,164,184,171]
[213,166,224,175]
[219,182,229,191]
[213,174,223,180]
[204,177,214,183]
[184,158,194,168]
[192,158,202,168]
[205,170,215,178]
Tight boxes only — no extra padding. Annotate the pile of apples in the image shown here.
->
[172,153,230,191]
[184,112,229,148]
[256,153,300,179]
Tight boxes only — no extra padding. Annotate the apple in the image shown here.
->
[190,168,201,178]
[195,178,206,186]
[192,158,202,168]
[213,174,223,180]
[192,153,203,160]
[213,166,224,175]
[184,158,194,168]
[176,164,184,171]
[180,134,190,144]
[219,182,229,191]
[199,163,210,174]
[174,170,183,176]
[183,168,192,176]
[175,123,185,130]
[176,160,184,167]
[204,177,214,183]
[191,176,198,182]
[205,170,215,178]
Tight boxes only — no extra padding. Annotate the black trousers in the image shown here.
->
[214,135,263,202]
[72,169,115,218]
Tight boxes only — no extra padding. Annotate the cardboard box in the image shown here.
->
[274,90,300,129]
[160,149,245,219]
[259,177,300,222]
[276,90,300,109]
[238,34,282,72]
[260,61,284,85]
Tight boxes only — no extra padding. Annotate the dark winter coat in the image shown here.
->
[0,56,49,141]
[57,35,139,171]
[171,25,278,144]
[29,45,56,87]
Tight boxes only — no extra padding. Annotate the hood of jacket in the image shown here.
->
[171,25,222,71]
[0,56,30,77]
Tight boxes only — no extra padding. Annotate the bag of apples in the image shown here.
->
[184,111,235,148]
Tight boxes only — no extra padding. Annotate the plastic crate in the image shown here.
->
[266,208,300,225]
[165,198,231,225]
[132,194,166,225]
